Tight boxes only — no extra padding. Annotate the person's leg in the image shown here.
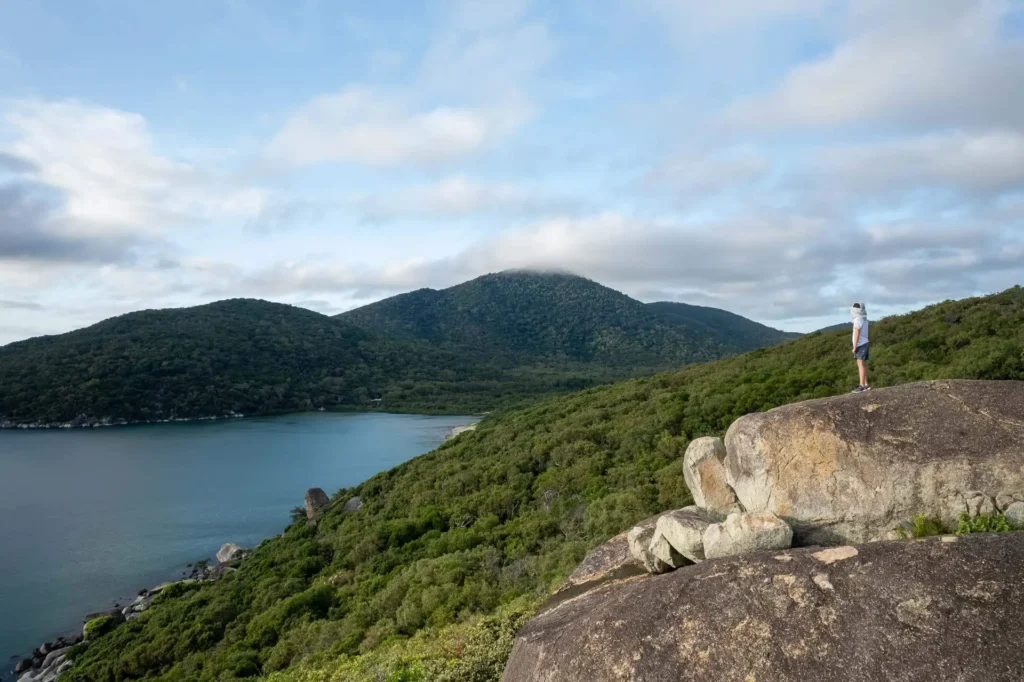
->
[857,359,868,387]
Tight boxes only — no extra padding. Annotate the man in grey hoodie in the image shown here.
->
[851,303,870,393]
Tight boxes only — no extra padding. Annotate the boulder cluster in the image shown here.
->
[627,436,794,575]
[12,635,80,682]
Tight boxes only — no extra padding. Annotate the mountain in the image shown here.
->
[0,299,483,426]
[338,270,794,365]
[0,272,801,426]
[645,300,799,350]
[64,285,1024,682]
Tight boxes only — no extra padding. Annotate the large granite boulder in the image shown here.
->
[723,380,1024,544]
[682,437,738,514]
[503,533,1024,682]
[305,487,330,521]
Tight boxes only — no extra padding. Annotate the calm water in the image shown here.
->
[0,412,474,671]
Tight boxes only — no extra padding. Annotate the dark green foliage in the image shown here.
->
[957,513,1014,534]
[900,512,1018,539]
[896,514,950,538]
[0,273,796,425]
[62,286,1024,680]
[84,615,121,640]
[339,271,795,366]
[645,300,799,351]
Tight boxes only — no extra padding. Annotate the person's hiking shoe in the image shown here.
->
[851,385,871,394]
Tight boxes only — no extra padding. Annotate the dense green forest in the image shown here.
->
[338,271,796,364]
[64,286,1024,682]
[0,272,795,426]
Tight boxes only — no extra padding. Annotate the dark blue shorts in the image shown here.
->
[855,343,870,360]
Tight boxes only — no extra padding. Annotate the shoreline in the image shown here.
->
[3,551,247,682]
[0,407,487,431]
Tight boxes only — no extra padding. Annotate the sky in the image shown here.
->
[1,0,1023,345]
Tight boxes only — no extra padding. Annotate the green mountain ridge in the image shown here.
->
[338,271,796,365]
[0,271,794,426]
[62,285,1024,682]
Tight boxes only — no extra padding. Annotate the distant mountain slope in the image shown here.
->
[339,271,793,366]
[645,301,799,351]
[0,299,461,425]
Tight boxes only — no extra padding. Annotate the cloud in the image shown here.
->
[729,0,1024,129]
[0,299,43,311]
[811,130,1024,198]
[0,174,136,264]
[153,208,1021,324]
[351,175,584,222]
[266,88,497,167]
[0,99,276,266]
[265,0,550,169]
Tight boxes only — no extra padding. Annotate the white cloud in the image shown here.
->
[813,130,1024,196]
[3,99,269,240]
[265,0,550,169]
[351,174,583,222]
[729,0,1024,129]
[265,88,495,167]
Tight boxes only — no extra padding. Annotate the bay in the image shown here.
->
[0,412,475,673]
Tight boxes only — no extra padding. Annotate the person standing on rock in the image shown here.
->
[851,303,870,393]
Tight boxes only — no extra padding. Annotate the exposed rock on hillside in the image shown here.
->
[503,534,1024,682]
[305,487,330,523]
[724,380,1024,543]
[215,543,248,563]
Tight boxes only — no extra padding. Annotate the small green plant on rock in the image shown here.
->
[905,514,949,538]
[957,512,1013,535]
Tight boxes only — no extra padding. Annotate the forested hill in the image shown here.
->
[338,270,795,364]
[0,272,798,426]
[0,299,436,426]
[62,286,1024,682]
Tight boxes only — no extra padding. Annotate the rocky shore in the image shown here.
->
[0,412,247,430]
[4,544,250,682]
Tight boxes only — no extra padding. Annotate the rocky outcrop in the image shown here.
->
[343,496,363,512]
[305,487,330,525]
[682,437,738,514]
[12,634,81,682]
[653,506,717,562]
[703,511,793,559]
[723,380,1024,543]
[216,543,248,563]
[554,529,645,600]
[626,516,671,574]
[503,533,1024,682]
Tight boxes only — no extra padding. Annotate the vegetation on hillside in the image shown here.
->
[645,300,799,350]
[0,299,468,424]
[64,286,1024,682]
[1,272,796,426]
[338,271,796,365]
